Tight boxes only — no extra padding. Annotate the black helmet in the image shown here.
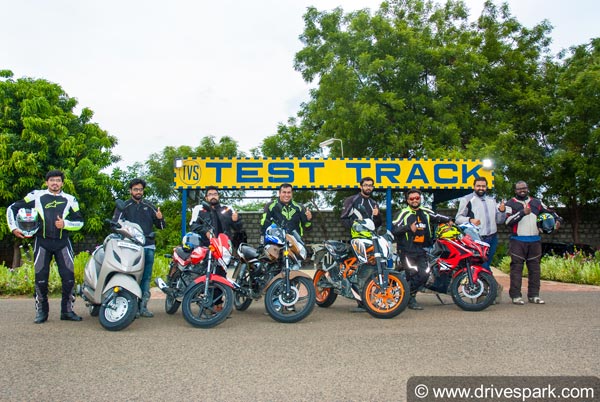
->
[537,213,556,234]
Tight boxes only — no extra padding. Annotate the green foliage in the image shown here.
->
[0,251,171,296]
[497,251,600,286]
[0,71,120,248]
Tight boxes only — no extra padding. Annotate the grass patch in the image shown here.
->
[497,250,600,286]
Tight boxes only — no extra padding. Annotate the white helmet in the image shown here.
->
[16,208,40,237]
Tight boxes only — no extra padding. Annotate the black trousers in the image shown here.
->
[401,253,429,297]
[508,240,542,299]
[33,237,76,313]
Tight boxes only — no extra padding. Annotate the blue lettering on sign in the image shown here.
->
[182,165,200,181]
[206,162,232,183]
[434,164,458,184]
[463,164,482,184]
[268,163,294,182]
[376,164,400,183]
[299,162,325,182]
[347,163,370,182]
[407,164,429,184]
[238,162,263,183]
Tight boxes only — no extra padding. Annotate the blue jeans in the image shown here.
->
[481,233,498,272]
[141,248,155,295]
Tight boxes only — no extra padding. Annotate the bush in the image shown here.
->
[0,251,172,297]
[497,250,600,286]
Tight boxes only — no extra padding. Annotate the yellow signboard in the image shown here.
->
[173,158,493,190]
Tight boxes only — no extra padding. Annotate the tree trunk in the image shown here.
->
[11,242,22,269]
[570,198,580,243]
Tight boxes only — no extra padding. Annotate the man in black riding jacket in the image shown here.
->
[113,178,165,318]
[260,183,312,238]
[393,188,452,310]
[340,176,382,231]
[189,186,243,246]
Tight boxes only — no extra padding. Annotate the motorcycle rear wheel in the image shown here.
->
[264,276,316,323]
[451,270,497,311]
[182,281,234,328]
[165,273,182,314]
[313,269,337,307]
[232,263,253,311]
[361,271,409,319]
[99,290,138,331]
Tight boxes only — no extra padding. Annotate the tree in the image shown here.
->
[546,39,600,242]
[264,0,557,209]
[0,70,118,267]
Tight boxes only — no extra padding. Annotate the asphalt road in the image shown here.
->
[1,273,599,402]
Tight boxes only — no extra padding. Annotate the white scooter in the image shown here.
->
[79,201,151,331]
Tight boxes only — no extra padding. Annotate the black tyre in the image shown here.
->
[99,290,138,331]
[264,276,316,323]
[182,281,234,328]
[165,293,181,314]
[361,271,409,319]
[164,272,182,314]
[89,304,100,317]
[232,263,253,311]
[451,270,497,311]
[313,269,337,308]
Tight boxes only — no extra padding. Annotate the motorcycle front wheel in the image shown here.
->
[264,276,316,323]
[89,304,100,317]
[164,273,182,314]
[232,263,253,311]
[451,270,497,311]
[313,269,337,308]
[182,281,234,328]
[361,271,409,319]
[99,290,138,331]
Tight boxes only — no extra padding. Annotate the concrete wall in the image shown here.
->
[2,207,598,266]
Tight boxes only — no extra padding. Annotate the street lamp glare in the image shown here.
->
[319,138,336,147]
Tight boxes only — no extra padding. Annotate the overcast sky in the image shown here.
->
[2,0,599,169]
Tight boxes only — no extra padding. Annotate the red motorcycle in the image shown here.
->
[397,223,497,311]
[156,203,236,328]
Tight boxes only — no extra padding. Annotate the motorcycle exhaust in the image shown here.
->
[155,277,169,293]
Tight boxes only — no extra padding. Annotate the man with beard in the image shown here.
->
[455,177,506,272]
[505,181,562,305]
[113,178,165,317]
[7,170,84,323]
[393,188,452,310]
[340,177,381,230]
[190,186,243,246]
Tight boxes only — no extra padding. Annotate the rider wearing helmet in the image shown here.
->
[6,170,84,324]
[505,181,562,305]
[392,188,452,310]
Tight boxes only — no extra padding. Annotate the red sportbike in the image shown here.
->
[397,223,498,311]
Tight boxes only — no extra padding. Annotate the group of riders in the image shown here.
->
[7,169,561,322]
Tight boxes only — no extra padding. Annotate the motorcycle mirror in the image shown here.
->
[115,199,127,211]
